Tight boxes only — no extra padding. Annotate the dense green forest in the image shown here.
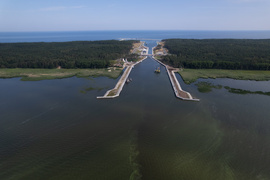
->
[0,40,138,69]
[161,39,270,70]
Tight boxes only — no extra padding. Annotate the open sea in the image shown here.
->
[0,30,270,43]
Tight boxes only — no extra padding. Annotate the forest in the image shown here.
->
[0,40,138,69]
[161,39,270,70]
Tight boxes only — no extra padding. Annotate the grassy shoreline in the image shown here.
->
[0,68,123,81]
[178,69,270,84]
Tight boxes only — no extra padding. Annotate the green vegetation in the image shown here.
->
[194,80,270,96]
[136,105,238,180]
[129,131,141,180]
[195,82,222,93]
[80,86,108,94]
[178,69,270,84]
[0,68,123,81]
[153,44,162,53]
[161,39,270,70]
[107,90,117,97]
[224,86,270,96]
[0,40,139,69]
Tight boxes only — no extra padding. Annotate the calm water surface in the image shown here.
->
[0,41,270,179]
[1,30,270,42]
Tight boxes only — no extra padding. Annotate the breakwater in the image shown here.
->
[97,56,148,99]
[152,57,200,101]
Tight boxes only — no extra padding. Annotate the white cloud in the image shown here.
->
[40,6,85,12]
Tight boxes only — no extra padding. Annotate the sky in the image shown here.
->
[0,0,270,32]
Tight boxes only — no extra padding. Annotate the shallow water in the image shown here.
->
[1,41,270,180]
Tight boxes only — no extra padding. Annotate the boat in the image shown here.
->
[126,78,132,83]
[155,67,160,73]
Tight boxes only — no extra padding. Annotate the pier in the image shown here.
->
[152,57,200,101]
[97,43,199,101]
[97,56,147,99]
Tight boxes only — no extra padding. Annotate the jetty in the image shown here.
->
[97,43,199,101]
[97,56,147,99]
[152,56,200,102]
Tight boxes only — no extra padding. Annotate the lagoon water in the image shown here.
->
[1,32,270,179]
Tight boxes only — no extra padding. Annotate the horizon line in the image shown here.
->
[1,30,270,33]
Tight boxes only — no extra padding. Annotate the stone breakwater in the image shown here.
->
[97,56,148,99]
[152,57,200,101]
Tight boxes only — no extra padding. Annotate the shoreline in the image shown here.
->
[154,39,270,84]
[0,41,148,82]
[2,65,270,83]
[0,68,123,81]
[178,69,270,84]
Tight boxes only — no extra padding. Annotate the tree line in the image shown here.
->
[161,39,270,70]
[0,40,139,69]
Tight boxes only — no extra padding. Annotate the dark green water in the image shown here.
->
[1,42,270,180]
